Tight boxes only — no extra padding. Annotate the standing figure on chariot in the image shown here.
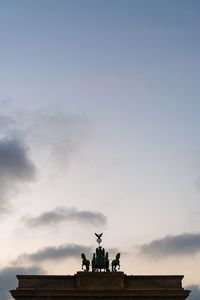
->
[92,244,110,272]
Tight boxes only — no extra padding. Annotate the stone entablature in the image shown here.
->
[10,271,190,299]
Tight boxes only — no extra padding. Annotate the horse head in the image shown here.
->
[116,253,120,260]
[81,253,86,260]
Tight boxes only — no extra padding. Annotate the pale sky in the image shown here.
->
[0,1,200,299]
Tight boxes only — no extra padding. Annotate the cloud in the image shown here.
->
[139,233,200,258]
[186,285,199,300]
[0,138,36,210]
[0,139,35,180]
[24,207,107,227]
[0,109,89,169]
[20,111,89,169]
[14,243,120,266]
[0,109,89,212]
[0,265,44,300]
[0,115,16,131]
[16,244,93,263]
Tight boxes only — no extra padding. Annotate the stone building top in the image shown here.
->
[10,272,190,299]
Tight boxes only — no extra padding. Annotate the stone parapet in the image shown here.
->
[10,272,190,299]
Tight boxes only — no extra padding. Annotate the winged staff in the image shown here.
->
[95,232,103,246]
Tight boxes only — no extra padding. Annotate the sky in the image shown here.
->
[0,0,200,299]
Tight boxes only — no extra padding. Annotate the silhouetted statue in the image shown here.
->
[92,246,110,272]
[92,253,96,271]
[111,253,120,272]
[81,253,90,272]
[105,252,110,271]
[81,234,120,273]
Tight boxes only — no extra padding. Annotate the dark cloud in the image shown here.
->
[0,138,36,210]
[0,139,35,180]
[139,233,200,258]
[16,244,92,263]
[0,265,44,300]
[24,207,107,227]
[186,285,200,300]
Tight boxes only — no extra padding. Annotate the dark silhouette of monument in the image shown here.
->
[81,232,120,273]
[10,233,190,299]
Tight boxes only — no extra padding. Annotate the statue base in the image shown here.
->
[76,271,124,289]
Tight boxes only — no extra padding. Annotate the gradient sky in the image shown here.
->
[0,1,200,299]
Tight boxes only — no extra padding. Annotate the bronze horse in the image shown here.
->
[111,253,120,272]
[81,253,90,271]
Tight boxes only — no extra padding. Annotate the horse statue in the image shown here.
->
[111,253,120,272]
[81,253,90,272]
